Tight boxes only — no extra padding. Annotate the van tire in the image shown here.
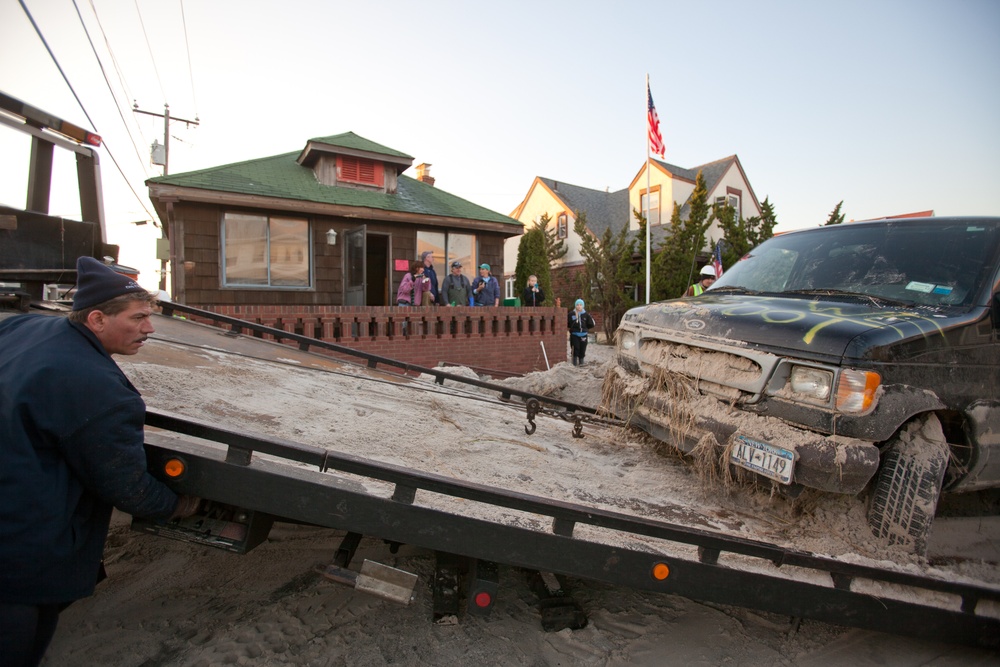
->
[867,414,949,555]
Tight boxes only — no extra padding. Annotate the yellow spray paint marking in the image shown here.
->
[717,297,946,345]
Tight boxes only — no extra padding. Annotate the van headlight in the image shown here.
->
[618,330,636,353]
[789,366,833,402]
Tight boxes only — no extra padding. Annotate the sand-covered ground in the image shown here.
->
[39,314,1000,665]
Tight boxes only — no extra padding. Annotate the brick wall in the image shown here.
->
[193,305,567,376]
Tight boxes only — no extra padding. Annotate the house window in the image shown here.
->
[557,213,568,239]
[716,195,741,220]
[641,191,660,226]
[417,230,476,280]
[222,212,311,288]
[505,276,516,300]
[338,156,384,187]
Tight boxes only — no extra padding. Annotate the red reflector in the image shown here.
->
[474,592,492,608]
[163,458,186,478]
[85,132,102,147]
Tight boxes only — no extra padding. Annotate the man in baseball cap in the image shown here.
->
[0,256,199,665]
[472,263,499,307]
[72,256,147,311]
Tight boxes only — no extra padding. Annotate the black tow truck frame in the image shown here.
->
[0,92,119,308]
[134,302,1000,648]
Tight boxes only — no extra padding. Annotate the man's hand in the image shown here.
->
[170,494,202,520]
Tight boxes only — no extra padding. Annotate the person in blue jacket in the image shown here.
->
[0,257,200,667]
[420,251,440,305]
[471,263,500,307]
[568,298,596,366]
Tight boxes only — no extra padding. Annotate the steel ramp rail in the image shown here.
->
[143,408,1000,648]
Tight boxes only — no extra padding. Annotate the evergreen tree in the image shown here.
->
[513,225,552,304]
[825,200,845,226]
[716,196,778,269]
[651,171,713,300]
[536,213,568,265]
[572,211,637,341]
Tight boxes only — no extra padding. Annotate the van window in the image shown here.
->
[715,222,999,307]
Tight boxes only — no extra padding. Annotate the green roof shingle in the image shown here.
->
[148,134,518,227]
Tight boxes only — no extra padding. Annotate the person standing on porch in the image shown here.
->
[471,264,500,307]
[396,261,430,306]
[441,261,472,307]
[522,275,545,307]
[421,251,440,305]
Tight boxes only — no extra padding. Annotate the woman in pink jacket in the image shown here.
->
[396,261,432,306]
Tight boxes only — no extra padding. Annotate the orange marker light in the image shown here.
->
[652,562,670,580]
[163,458,186,478]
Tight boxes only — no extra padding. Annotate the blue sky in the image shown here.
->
[2,0,999,286]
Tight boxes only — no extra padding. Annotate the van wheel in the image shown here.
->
[867,414,949,555]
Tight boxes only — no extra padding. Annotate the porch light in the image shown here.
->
[326,229,337,245]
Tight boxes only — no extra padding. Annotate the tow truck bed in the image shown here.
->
[137,407,1000,648]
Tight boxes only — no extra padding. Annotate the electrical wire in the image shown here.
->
[179,0,198,117]
[18,0,158,223]
[72,0,152,182]
[134,0,167,103]
[87,0,155,168]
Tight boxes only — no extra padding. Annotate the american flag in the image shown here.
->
[647,82,665,158]
[713,240,725,279]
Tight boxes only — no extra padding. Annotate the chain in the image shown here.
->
[524,398,624,439]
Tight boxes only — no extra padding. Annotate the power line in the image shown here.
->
[17,0,158,223]
[180,0,198,116]
[87,0,154,159]
[72,0,153,182]
[134,0,166,102]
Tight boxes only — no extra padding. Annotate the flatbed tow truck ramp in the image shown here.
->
[51,304,1000,648]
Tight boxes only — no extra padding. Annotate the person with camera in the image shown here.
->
[471,264,500,307]
[521,274,545,307]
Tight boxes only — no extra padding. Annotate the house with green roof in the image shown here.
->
[505,154,762,309]
[147,132,522,307]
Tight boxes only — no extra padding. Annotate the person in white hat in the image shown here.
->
[684,265,717,297]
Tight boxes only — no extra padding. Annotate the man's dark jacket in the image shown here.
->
[424,264,440,304]
[0,314,177,605]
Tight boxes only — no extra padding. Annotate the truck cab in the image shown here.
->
[604,217,1000,553]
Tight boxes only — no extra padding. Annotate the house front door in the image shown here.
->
[344,225,366,306]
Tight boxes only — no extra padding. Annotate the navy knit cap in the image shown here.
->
[72,257,146,311]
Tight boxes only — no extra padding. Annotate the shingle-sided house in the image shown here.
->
[505,154,762,309]
[144,133,563,375]
[147,132,522,307]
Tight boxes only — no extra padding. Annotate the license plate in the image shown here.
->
[730,435,796,484]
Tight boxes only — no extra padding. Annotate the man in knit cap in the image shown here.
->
[0,256,200,666]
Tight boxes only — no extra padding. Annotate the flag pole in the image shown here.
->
[645,74,651,305]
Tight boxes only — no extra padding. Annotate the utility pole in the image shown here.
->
[133,102,199,291]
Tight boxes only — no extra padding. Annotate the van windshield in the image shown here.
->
[712,221,1000,307]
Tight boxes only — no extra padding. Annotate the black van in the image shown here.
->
[604,217,1000,553]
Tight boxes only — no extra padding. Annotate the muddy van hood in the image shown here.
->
[620,294,967,360]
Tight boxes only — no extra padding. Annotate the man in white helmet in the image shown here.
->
[684,265,717,297]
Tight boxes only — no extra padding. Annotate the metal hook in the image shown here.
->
[525,398,539,436]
